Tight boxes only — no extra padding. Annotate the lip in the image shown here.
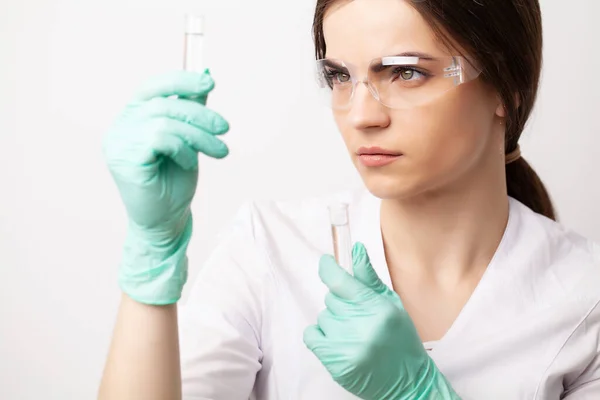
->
[357,146,402,156]
[356,146,402,167]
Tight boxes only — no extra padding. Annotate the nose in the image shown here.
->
[347,80,391,132]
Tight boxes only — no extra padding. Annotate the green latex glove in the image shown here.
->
[102,69,230,305]
[303,242,461,400]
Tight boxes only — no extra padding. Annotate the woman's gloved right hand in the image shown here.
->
[102,69,230,305]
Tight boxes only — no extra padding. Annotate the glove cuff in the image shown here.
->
[118,216,193,305]
[412,357,461,400]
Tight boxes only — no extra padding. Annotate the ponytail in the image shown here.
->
[506,157,556,220]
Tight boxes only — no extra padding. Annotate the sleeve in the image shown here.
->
[562,300,600,399]
[178,202,272,400]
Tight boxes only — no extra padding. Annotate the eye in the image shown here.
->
[388,67,430,88]
[397,68,423,81]
[335,72,351,83]
[325,70,351,85]
[400,69,414,80]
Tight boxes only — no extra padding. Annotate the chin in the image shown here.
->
[360,173,427,200]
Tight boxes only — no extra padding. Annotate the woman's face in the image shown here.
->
[322,0,505,200]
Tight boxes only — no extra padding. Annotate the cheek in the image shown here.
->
[403,87,495,173]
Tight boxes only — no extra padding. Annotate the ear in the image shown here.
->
[495,92,521,118]
[495,101,507,118]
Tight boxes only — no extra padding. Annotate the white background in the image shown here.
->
[1,0,598,399]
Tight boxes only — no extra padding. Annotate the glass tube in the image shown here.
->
[328,203,353,275]
[183,14,205,73]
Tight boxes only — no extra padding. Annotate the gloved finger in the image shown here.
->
[316,308,346,337]
[303,324,327,353]
[147,118,229,160]
[324,292,354,316]
[352,242,390,296]
[146,129,199,170]
[319,254,372,301]
[133,70,215,102]
[138,97,230,135]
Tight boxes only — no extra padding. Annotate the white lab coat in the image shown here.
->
[179,189,600,399]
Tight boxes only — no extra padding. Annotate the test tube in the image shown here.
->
[329,203,353,275]
[183,14,205,73]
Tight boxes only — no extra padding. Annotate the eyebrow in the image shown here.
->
[322,51,438,72]
[390,51,436,61]
[322,59,348,70]
[370,51,437,73]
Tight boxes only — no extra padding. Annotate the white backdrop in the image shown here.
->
[0,0,598,399]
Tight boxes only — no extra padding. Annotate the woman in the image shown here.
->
[98,0,600,399]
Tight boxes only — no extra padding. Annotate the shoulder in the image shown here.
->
[508,197,600,302]
[487,200,600,388]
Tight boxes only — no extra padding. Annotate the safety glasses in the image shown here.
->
[315,55,481,110]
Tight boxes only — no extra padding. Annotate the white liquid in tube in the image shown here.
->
[329,203,353,275]
[184,14,205,73]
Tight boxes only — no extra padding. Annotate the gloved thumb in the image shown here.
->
[352,242,389,295]
[318,254,369,300]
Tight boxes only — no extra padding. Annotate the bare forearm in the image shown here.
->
[98,293,181,400]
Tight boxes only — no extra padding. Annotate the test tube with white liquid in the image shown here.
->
[184,14,205,73]
[182,14,206,103]
[329,203,353,275]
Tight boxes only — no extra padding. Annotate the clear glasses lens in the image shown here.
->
[315,56,480,110]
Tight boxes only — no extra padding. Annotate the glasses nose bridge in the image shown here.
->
[353,74,380,103]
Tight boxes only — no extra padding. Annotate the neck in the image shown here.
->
[380,166,509,286]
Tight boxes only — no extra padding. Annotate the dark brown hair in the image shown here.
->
[313,0,556,220]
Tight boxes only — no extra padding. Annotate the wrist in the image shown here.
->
[127,209,192,251]
[119,215,193,305]
[412,358,461,400]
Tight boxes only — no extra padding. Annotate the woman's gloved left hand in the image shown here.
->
[303,242,461,400]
